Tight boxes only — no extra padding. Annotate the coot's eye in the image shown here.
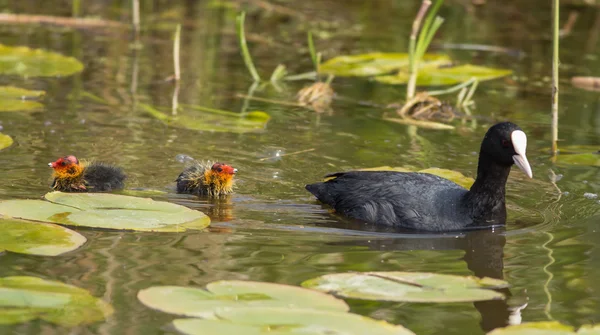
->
[501,139,510,148]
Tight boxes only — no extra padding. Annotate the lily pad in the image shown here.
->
[141,103,270,134]
[319,53,511,86]
[320,53,452,77]
[0,86,45,99]
[172,307,415,335]
[487,321,600,335]
[0,44,83,77]
[137,280,349,318]
[377,64,512,86]
[0,86,45,112]
[301,272,508,303]
[0,218,86,256]
[0,192,210,232]
[0,133,13,150]
[0,276,113,326]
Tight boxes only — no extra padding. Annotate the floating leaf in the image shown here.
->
[137,280,349,318]
[0,133,13,150]
[335,167,473,189]
[0,44,83,77]
[141,103,270,134]
[320,53,511,86]
[0,86,45,112]
[357,166,412,173]
[419,168,474,189]
[0,276,113,326]
[0,218,86,256]
[0,192,210,232]
[487,321,600,335]
[302,272,507,303]
[320,53,451,77]
[552,145,600,167]
[0,86,45,99]
[383,117,455,130]
[172,307,415,335]
[0,99,43,112]
[377,64,512,86]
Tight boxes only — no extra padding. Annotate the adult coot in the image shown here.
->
[305,122,533,231]
[176,161,237,196]
[49,155,126,192]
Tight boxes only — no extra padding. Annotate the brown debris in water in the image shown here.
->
[297,82,334,113]
[391,92,459,122]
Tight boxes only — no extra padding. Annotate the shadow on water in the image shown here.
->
[324,227,514,333]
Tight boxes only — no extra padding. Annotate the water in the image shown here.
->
[0,1,600,334]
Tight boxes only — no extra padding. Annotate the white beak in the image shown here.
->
[511,130,533,178]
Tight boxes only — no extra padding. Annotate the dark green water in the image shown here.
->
[1,0,600,334]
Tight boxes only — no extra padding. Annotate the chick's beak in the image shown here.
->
[48,162,54,168]
[233,168,238,174]
[511,130,533,178]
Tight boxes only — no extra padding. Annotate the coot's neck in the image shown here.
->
[464,152,511,227]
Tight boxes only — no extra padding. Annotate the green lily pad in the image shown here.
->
[487,321,600,335]
[320,53,451,77]
[141,103,270,134]
[319,53,511,86]
[302,272,508,303]
[137,280,349,318]
[0,86,45,99]
[0,276,113,326]
[0,133,13,150]
[0,99,44,112]
[0,86,45,112]
[172,308,415,335]
[0,192,210,232]
[0,44,83,77]
[0,218,86,256]
[377,64,512,86]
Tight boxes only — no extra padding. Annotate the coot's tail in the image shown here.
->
[305,182,334,205]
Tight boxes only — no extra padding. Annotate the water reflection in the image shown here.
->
[325,227,516,332]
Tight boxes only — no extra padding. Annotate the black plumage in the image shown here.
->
[82,162,126,192]
[305,122,533,232]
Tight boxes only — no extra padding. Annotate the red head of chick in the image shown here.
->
[176,161,237,196]
[48,155,126,192]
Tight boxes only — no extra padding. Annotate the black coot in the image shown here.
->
[305,122,533,231]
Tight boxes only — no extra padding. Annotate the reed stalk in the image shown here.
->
[132,0,140,39]
[236,12,261,82]
[551,0,560,154]
[407,0,444,100]
[173,24,181,81]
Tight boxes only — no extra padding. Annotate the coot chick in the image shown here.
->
[305,122,533,232]
[176,162,237,196]
[49,155,126,192]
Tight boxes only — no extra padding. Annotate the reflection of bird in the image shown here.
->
[306,122,533,231]
[176,162,237,197]
[48,155,126,192]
